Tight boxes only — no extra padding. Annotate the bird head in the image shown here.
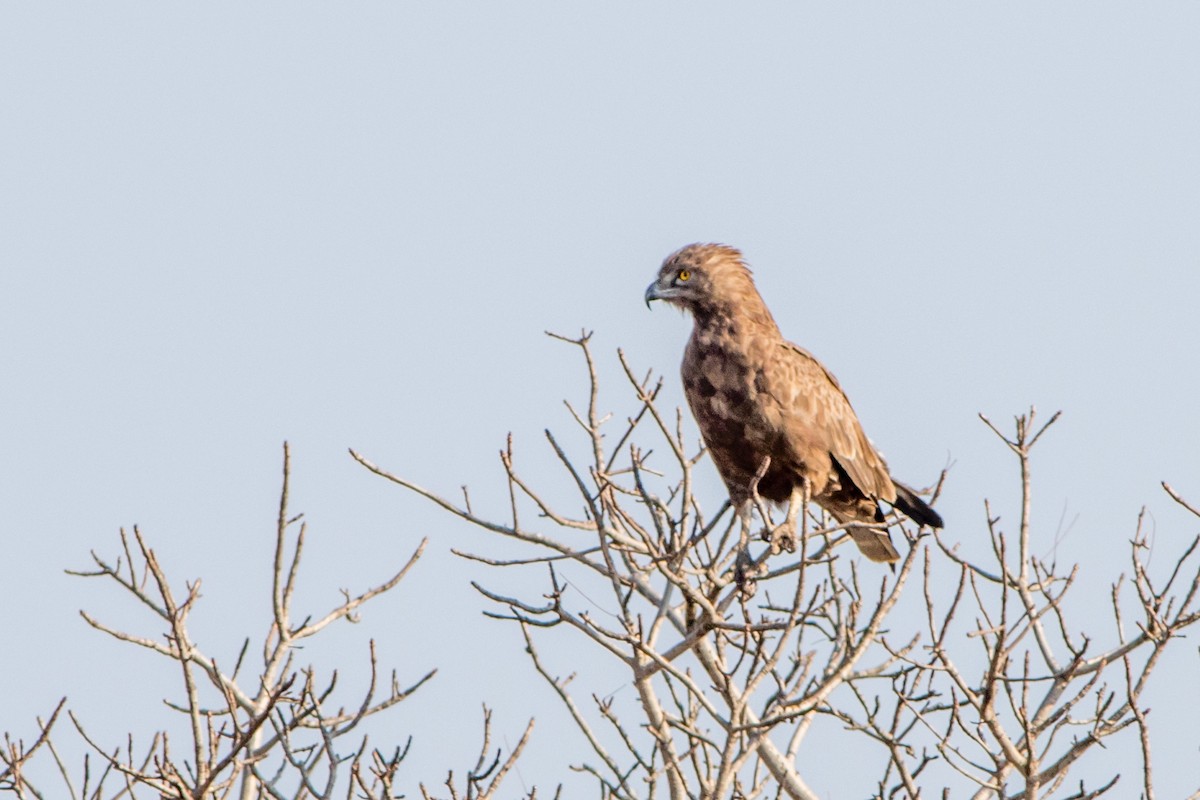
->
[644,243,752,312]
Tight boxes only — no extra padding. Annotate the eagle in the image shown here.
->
[645,243,942,563]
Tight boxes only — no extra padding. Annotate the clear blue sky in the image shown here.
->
[3,3,1198,796]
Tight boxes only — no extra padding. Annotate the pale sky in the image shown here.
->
[3,4,1199,797]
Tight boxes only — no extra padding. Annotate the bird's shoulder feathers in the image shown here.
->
[770,341,896,503]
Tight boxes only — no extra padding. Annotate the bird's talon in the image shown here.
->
[734,549,763,596]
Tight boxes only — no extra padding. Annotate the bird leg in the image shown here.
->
[733,502,755,593]
[734,457,772,595]
[770,477,808,555]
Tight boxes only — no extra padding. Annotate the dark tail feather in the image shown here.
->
[892,482,943,529]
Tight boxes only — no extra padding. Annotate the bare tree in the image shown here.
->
[351,332,1200,799]
[6,334,1200,799]
[0,444,531,800]
[417,707,548,800]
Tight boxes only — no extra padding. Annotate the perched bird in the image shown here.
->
[645,243,942,563]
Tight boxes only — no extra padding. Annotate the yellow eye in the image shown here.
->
[677,269,691,282]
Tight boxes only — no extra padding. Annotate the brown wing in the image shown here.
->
[768,342,896,504]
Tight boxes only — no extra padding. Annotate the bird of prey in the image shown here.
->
[645,243,942,563]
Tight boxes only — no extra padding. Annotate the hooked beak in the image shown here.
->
[644,281,662,309]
